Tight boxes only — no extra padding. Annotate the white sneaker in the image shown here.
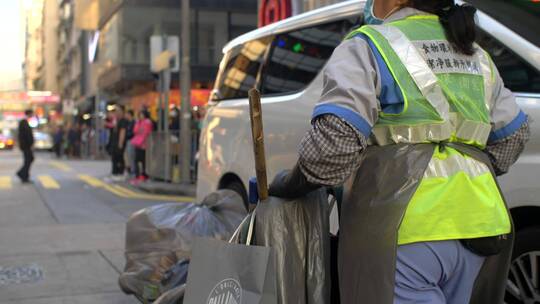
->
[111,175,125,182]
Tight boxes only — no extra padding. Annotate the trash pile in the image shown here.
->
[119,88,337,304]
[118,190,246,303]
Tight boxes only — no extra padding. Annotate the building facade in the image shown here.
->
[24,0,44,91]
[57,0,93,121]
[298,0,346,13]
[40,0,60,94]
[94,0,258,114]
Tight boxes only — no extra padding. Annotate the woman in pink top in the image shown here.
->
[130,110,153,182]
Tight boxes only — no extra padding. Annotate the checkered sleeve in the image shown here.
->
[298,114,367,186]
[485,119,530,176]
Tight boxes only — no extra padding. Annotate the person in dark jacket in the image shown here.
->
[16,110,35,183]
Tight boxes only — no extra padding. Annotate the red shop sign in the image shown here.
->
[259,0,291,27]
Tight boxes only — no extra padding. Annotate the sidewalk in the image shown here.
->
[0,152,136,304]
[0,185,134,304]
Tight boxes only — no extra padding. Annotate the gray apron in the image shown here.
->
[339,143,513,304]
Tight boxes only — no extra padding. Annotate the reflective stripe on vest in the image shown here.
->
[369,24,450,121]
[371,113,492,146]
[364,24,494,147]
[478,49,495,111]
[424,151,490,178]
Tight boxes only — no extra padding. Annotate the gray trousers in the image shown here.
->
[395,240,485,304]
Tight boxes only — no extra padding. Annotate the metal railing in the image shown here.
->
[146,130,200,183]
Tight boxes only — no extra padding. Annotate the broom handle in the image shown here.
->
[248,88,268,201]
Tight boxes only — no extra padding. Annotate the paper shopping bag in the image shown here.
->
[184,237,277,304]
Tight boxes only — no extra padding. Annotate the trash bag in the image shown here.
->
[119,190,246,300]
[256,189,331,304]
[232,188,331,304]
[153,284,186,304]
[161,259,189,292]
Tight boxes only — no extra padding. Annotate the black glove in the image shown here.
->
[268,163,320,199]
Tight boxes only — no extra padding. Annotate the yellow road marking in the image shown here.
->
[38,175,60,189]
[50,161,72,172]
[78,175,194,202]
[78,174,104,187]
[78,175,129,197]
[0,176,12,189]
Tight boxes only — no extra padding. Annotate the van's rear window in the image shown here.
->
[211,18,358,101]
[259,20,353,95]
[211,37,273,101]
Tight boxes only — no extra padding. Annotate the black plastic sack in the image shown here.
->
[232,188,331,304]
[255,189,331,304]
[119,190,246,300]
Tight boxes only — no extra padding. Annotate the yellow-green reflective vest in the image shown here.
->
[347,16,511,245]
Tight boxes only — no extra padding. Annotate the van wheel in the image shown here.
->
[505,227,540,304]
[223,181,248,211]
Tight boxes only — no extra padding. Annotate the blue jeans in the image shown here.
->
[394,240,485,304]
[126,142,136,174]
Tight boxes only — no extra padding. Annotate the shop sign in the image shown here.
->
[259,0,292,27]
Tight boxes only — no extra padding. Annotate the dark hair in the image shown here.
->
[409,0,477,55]
[25,109,33,116]
[140,110,150,119]
[127,110,135,116]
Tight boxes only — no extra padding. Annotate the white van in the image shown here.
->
[197,0,540,301]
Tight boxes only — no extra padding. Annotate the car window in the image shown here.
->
[260,19,356,96]
[211,36,273,101]
[477,31,540,94]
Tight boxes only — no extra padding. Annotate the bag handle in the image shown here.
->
[248,88,268,202]
[246,210,256,246]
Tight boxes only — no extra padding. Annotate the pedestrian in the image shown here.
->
[109,106,128,181]
[169,106,180,134]
[124,110,136,176]
[81,123,89,158]
[53,125,64,158]
[268,1,530,303]
[104,111,116,156]
[16,109,35,183]
[67,123,80,158]
[130,110,153,184]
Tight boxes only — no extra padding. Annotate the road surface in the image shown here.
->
[0,150,193,303]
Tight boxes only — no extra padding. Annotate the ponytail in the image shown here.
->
[410,1,477,55]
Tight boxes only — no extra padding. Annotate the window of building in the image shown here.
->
[212,37,273,101]
[259,19,355,95]
[121,5,181,66]
[477,31,540,93]
[99,13,120,70]
[197,11,229,65]
[230,12,258,40]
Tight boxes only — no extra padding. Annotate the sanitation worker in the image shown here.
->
[268,0,530,303]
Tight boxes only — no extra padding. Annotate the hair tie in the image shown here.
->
[439,3,458,19]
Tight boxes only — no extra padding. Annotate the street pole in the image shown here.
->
[180,0,192,184]
[164,68,171,181]
[157,73,163,132]
[93,91,100,159]
[161,35,172,181]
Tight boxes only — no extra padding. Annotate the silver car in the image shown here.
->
[197,1,540,301]
[33,130,54,151]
